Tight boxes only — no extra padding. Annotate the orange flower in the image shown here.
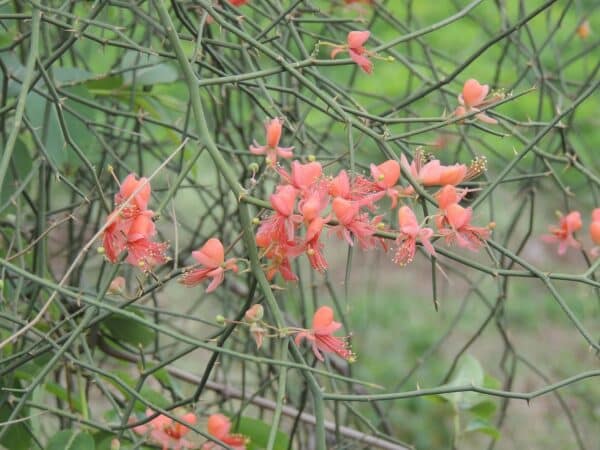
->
[180,238,238,292]
[294,306,355,362]
[331,30,373,74]
[203,414,248,450]
[249,118,294,166]
[541,211,582,255]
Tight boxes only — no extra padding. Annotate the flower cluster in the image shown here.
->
[251,128,491,279]
[133,409,197,450]
[132,410,249,450]
[542,209,600,256]
[102,174,168,271]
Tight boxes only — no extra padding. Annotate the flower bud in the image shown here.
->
[252,217,260,225]
[248,162,259,173]
[111,439,120,450]
[250,322,266,349]
[97,246,105,254]
[245,304,264,323]
[216,314,226,325]
[307,154,316,162]
[108,276,126,294]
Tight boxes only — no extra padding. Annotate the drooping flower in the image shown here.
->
[454,78,500,124]
[249,118,294,166]
[133,409,197,450]
[103,210,136,263]
[437,203,491,251]
[180,238,238,292]
[125,214,169,271]
[393,206,435,266]
[298,189,330,271]
[541,211,582,255]
[203,414,248,450]
[294,306,355,362]
[331,30,373,74]
[102,173,169,271]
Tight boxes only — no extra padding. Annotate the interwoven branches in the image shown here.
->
[0,1,599,449]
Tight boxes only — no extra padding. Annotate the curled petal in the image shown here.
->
[347,30,370,49]
[349,49,372,74]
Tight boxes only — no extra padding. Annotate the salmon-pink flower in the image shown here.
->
[401,152,486,189]
[454,78,499,124]
[180,238,238,292]
[435,184,468,210]
[591,209,600,245]
[115,173,151,214]
[125,214,169,271]
[331,30,373,74]
[133,409,197,450]
[329,170,351,198]
[103,210,134,263]
[370,159,401,206]
[203,414,248,450]
[279,161,323,192]
[229,0,249,6]
[437,203,491,251]
[249,118,294,166]
[102,173,169,270]
[541,211,582,255]
[331,197,380,249]
[294,306,355,362]
[394,206,435,266]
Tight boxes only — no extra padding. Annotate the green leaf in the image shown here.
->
[464,418,500,439]
[101,309,155,348]
[234,416,289,450]
[46,430,95,450]
[467,400,497,419]
[441,354,484,407]
[121,52,178,86]
[0,138,32,206]
[85,75,124,91]
[0,401,32,450]
[44,382,84,413]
